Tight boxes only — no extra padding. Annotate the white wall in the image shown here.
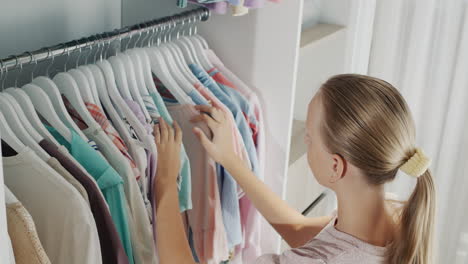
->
[293,26,347,121]
[0,0,121,59]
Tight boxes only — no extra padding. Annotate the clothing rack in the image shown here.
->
[0,7,210,73]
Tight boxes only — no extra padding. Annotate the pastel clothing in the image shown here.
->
[168,104,229,263]
[205,48,270,255]
[66,100,157,264]
[255,214,387,264]
[85,124,156,264]
[3,147,102,264]
[149,80,194,212]
[5,186,51,264]
[207,66,265,261]
[46,127,134,264]
[188,84,211,106]
[86,102,141,182]
[39,139,129,264]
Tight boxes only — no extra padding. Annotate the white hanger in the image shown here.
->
[118,51,151,121]
[167,42,199,84]
[78,65,103,109]
[88,63,137,146]
[173,37,199,66]
[89,64,124,117]
[68,68,95,104]
[146,48,194,105]
[108,55,133,100]
[53,72,98,128]
[138,48,160,96]
[32,76,89,141]
[193,34,209,49]
[180,36,205,66]
[158,45,194,94]
[0,112,25,153]
[1,92,43,142]
[0,94,50,161]
[4,88,61,146]
[127,49,151,97]
[96,60,149,140]
[22,84,73,142]
[185,35,213,71]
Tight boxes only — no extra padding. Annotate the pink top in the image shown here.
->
[205,49,268,262]
[168,104,229,263]
[255,214,387,264]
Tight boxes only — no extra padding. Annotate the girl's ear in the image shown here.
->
[330,153,347,183]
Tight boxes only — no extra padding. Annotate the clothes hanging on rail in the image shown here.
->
[0,14,268,263]
[38,139,130,264]
[168,104,230,263]
[148,89,193,212]
[45,126,134,264]
[3,147,102,264]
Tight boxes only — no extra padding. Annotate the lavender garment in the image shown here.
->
[255,215,387,264]
[244,0,265,8]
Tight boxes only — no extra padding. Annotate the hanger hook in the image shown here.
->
[140,23,151,47]
[134,25,144,49]
[151,24,159,47]
[0,60,4,90]
[13,55,22,87]
[63,44,71,72]
[45,48,55,77]
[93,35,102,63]
[85,36,96,65]
[100,33,109,61]
[26,51,38,82]
[103,31,114,59]
[125,29,132,51]
[75,40,84,68]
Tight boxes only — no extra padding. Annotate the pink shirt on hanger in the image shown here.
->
[168,104,229,263]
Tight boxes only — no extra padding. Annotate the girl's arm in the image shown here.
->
[192,105,331,248]
[153,118,196,264]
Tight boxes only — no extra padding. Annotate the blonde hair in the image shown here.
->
[319,74,436,264]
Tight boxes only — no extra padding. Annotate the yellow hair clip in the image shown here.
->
[400,148,431,178]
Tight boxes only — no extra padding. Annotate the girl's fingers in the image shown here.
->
[194,104,215,114]
[154,124,161,144]
[211,108,224,123]
[159,117,169,142]
[190,113,218,129]
[193,127,212,152]
[174,121,183,143]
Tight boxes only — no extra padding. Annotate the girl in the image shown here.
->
[152,74,436,264]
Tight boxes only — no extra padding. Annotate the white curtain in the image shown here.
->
[368,0,468,262]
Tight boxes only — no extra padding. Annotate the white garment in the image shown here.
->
[83,125,157,264]
[3,147,102,264]
[103,100,153,220]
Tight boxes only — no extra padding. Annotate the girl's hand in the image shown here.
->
[153,117,182,187]
[191,105,237,166]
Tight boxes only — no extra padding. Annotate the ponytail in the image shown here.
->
[387,169,436,264]
[318,74,437,263]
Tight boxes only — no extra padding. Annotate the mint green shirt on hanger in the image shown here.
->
[46,126,135,264]
[150,92,192,212]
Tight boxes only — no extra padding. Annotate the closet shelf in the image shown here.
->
[300,23,346,48]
